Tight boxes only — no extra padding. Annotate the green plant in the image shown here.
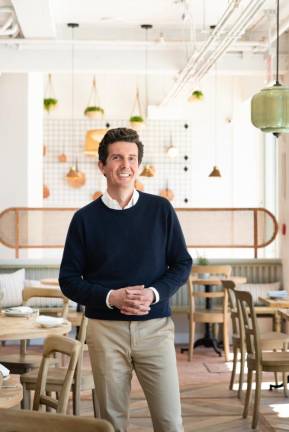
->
[196,256,208,265]
[84,106,104,115]
[129,115,144,123]
[43,98,58,112]
[188,90,204,102]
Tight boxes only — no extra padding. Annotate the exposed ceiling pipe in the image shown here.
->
[0,6,19,38]
[161,0,266,104]
[161,0,241,104]
[193,0,266,84]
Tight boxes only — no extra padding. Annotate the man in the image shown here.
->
[59,127,192,432]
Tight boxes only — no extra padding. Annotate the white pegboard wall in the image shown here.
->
[43,118,193,207]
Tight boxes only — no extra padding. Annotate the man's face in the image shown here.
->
[98,141,140,192]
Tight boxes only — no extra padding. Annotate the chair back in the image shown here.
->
[33,335,81,414]
[74,313,88,384]
[22,287,69,318]
[235,290,261,363]
[0,408,114,432]
[189,265,232,310]
[192,265,232,277]
[222,280,240,339]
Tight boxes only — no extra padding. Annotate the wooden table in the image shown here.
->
[0,374,23,408]
[0,314,71,347]
[191,276,246,355]
[258,297,289,332]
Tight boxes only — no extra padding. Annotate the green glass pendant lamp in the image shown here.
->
[251,0,289,136]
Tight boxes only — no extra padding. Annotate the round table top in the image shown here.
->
[191,276,247,286]
[0,314,71,341]
[0,374,23,409]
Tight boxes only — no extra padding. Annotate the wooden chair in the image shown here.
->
[0,287,69,375]
[0,408,114,432]
[235,290,289,429]
[188,265,232,361]
[24,334,81,414]
[223,280,289,398]
[21,314,97,416]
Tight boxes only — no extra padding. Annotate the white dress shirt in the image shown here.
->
[101,190,160,308]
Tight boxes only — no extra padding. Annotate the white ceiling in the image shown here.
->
[1,0,289,102]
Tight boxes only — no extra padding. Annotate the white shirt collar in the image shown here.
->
[101,189,139,210]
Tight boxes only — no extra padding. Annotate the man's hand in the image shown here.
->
[108,285,154,315]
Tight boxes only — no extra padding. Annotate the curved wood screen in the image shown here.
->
[0,207,278,258]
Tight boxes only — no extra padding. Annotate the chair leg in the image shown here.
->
[189,321,195,361]
[252,369,262,429]
[238,343,246,399]
[223,319,229,362]
[243,368,253,419]
[92,388,99,418]
[283,372,288,397]
[229,345,238,390]
[72,383,80,416]
[21,383,31,410]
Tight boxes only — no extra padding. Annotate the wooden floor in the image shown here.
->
[5,343,289,431]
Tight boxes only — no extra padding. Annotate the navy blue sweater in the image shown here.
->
[59,192,192,320]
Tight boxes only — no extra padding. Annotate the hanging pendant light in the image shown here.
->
[209,166,221,177]
[65,23,86,187]
[140,164,156,177]
[251,0,289,136]
[141,24,152,119]
[209,62,222,177]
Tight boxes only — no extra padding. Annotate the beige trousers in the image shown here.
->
[86,317,183,432]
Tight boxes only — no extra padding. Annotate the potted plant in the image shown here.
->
[196,256,209,279]
[84,106,104,119]
[188,90,204,103]
[43,98,58,113]
[129,115,145,131]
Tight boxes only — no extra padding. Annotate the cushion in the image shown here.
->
[24,279,77,309]
[0,269,25,307]
[238,281,282,305]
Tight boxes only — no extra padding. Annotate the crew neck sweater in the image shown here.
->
[59,192,192,320]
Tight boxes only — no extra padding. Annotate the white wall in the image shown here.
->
[0,73,43,258]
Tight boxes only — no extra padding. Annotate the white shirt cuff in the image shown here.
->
[148,287,159,304]
[106,289,114,309]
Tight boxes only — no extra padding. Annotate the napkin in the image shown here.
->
[36,315,66,328]
[0,363,10,378]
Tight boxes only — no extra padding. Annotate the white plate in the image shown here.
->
[4,306,34,317]
[36,315,66,328]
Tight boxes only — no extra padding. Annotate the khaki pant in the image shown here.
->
[86,317,183,432]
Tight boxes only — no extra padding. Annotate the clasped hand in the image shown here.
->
[109,285,154,315]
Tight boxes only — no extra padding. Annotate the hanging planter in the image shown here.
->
[84,106,104,119]
[84,76,104,119]
[129,87,145,130]
[43,74,58,112]
[188,90,204,103]
[44,97,58,112]
[129,115,145,131]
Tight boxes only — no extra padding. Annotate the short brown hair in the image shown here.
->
[98,127,144,165]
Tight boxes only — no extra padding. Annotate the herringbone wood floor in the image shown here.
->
[4,344,289,431]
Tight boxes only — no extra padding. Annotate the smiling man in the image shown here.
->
[59,127,192,432]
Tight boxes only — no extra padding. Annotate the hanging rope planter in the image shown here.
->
[43,74,58,113]
[129,87,145,131]
[84,76,104,119]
